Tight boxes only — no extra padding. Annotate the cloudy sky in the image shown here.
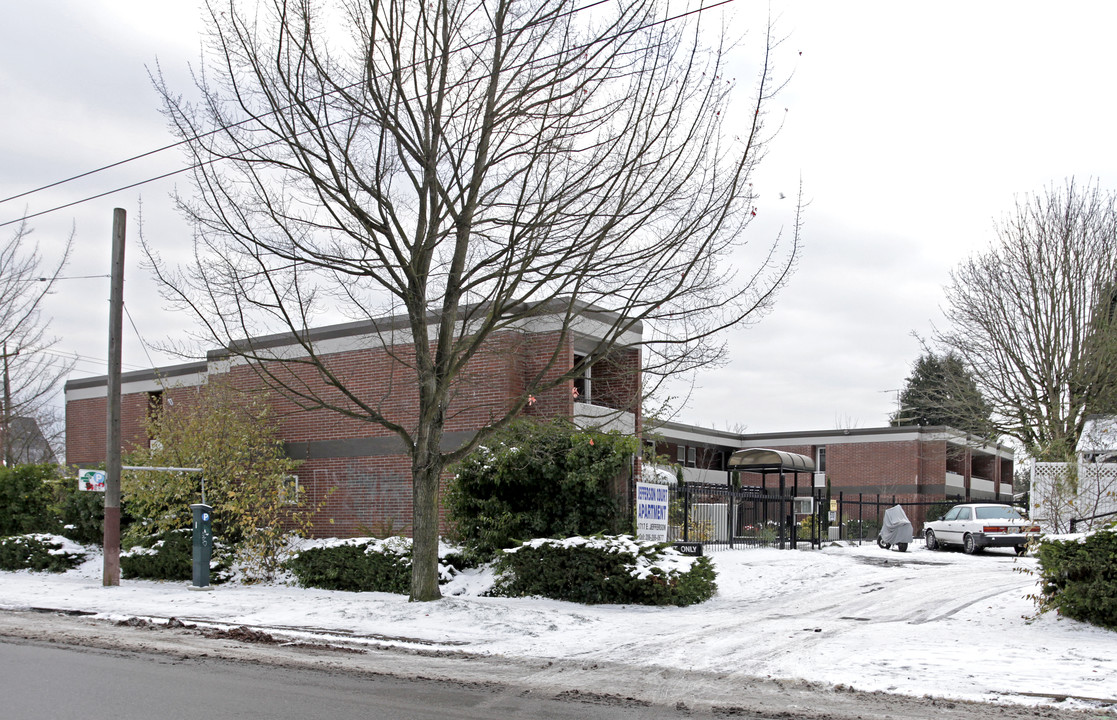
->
[3,1,1116,435]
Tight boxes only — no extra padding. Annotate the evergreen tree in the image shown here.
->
[891,352,993,436]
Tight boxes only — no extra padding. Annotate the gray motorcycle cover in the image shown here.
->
[880,505,913,544]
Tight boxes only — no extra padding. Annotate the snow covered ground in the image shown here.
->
[1,538,1114,712]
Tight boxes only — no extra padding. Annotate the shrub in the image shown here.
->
[287,537,463,593]
[491,535,717,606]
[121,529,231,583]
[0,534,87,572]
[49,477,107,545]
[123,378,315,582]
[0,465,59,536]
[447,419,640,559]
[1034,527,1117,630]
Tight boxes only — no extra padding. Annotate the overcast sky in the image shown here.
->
[3,1,1116,436]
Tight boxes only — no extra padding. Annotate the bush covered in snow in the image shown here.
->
[0,534,87,572]
[446,419,640,560]
[121,529,231,583]
[491,535,717,606]
[1035,526,1117,630]
[287,537,464,593]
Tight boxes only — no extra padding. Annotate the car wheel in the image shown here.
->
[924,530,938,551]
[876,535,890,550]
[897,543,908,552]
[1015,544,1028,556]
[963,533,979,555]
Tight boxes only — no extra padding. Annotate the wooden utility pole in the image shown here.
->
[1,342,13,467]
[103,208,126,586]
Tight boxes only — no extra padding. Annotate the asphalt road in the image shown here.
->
[0,637,699,720]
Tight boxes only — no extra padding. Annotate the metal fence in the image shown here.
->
[831,493,963,545]
[666,483,966,551]
[666,482,822,551]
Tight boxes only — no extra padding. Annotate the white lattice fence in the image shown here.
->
[1030,461,1117,533]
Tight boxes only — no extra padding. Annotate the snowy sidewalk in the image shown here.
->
[1,540,1114,712]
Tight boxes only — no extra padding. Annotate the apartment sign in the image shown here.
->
[635,481,669,542]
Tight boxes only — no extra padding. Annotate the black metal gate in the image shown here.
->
[668,482,822,551]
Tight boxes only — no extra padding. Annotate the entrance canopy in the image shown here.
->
[728,448,815,473]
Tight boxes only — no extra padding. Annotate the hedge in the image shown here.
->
[286,537,464,593]
[121,529,230,583]
[0,465,58,536]
[0,534,87,573]
[1035,527,1117,630]
[491,535,717,606]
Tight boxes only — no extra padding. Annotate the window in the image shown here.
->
[956,507,972,521]
[676,445,686,463]
[975,506,1021,520]
[146,391,164,449]
[686,446,696,467]
[572,354,591,403]
[942,507,960,521]
[815,446,827,473]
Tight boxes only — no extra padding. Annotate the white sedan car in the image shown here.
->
[923,503,1040,555]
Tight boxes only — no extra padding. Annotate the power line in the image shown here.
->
[0,0,738,230]
[11,274,110,283]
[123,302,161,374]
[0,0,618,211]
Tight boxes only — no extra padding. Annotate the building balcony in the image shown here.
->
[572,402,636,435]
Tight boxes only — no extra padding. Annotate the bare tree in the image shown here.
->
[148,0,800,600]
[0,220,74,465]
[937,180,1117,460]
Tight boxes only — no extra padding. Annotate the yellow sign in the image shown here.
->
[829,499,837,512]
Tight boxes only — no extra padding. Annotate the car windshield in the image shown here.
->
[974,506,1022,520]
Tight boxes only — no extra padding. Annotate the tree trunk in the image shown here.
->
[410,441,444,602]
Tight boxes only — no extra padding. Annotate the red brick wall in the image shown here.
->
[64,386,203,465]
[66,327,641,538]
[520,331,574,420]
[65,397,107,466]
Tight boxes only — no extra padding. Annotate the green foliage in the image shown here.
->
[287,537,412,593]
[491,535,717,607]
[841,514,881,542]
[1034,529,1117,630]
[0,464,112,545]
[124,379,316,582]
[121,529,230,583]
[0,534,86,572]
[447,419,640,559]
[890,351,993,436]
[0,464,59,536]
[923,501,956,524]
[49,476,107,545]
[287,537,464,594]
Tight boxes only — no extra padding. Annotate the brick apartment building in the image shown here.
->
[648,421,1015,527]
[65,307,641,536]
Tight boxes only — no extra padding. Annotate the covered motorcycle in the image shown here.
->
[876,504,913,552]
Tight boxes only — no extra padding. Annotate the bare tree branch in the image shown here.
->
[937,179,1117,459]
[0,219,75,465]
[146,0,799,600]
